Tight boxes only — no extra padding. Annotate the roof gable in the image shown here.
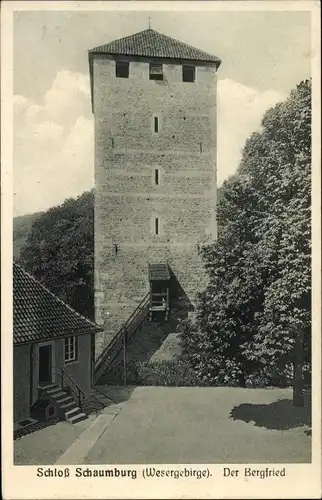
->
[89,29,221,65]
[13,263,101,345]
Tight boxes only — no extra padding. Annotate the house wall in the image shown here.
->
[92,55,218,357]
[30,334,92,402]
[55,334,92,396]
[14,345,31,422]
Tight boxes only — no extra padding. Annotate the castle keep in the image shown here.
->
[89,29,221,359]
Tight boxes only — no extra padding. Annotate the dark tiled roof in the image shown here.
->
[148,263,171,281]
[13,263,101,345]
[89,29,221,65]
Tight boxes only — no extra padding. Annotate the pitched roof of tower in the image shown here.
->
[13,263,101,345]
[89,29,221,66]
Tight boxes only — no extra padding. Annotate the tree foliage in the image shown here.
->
[13,211,44,261]
[180,80,311,386]
[19,190,94,319]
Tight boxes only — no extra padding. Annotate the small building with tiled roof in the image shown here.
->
[13,263,101,424]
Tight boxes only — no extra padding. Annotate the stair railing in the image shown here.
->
[94,292,150,381]
[60,367,85,410]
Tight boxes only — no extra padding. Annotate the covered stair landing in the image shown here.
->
[148,263,170,321]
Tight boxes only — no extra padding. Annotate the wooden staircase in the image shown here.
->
[94,293,150,384]
[40,383,88,424]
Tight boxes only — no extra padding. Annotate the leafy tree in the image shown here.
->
[13,211,44,260]
[244,80,311,404]
[181,175,265,386]
[19,190,94,319]
[180,80,311,400]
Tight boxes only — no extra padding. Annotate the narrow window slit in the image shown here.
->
[154,116,159,133]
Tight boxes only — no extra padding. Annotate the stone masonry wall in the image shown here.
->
[93,55,218,357]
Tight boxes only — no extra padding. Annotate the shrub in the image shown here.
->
[126,359,200,386]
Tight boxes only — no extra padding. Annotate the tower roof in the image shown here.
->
[89,28,221,66]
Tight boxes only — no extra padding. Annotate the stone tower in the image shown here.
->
[89,29,221,357]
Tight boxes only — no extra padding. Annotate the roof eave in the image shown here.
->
[89,50,221,66]
[14,327,102,347]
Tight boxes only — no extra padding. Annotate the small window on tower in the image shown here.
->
[154,116,159,133]
[182,65,196,83]
[115,61,129,78]
[155,218,159,235]
[149,63,163,80]
[155,169,159,185]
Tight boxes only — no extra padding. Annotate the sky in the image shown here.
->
[13,8,311,216]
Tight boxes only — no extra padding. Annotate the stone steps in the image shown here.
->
[39,384,88,424]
